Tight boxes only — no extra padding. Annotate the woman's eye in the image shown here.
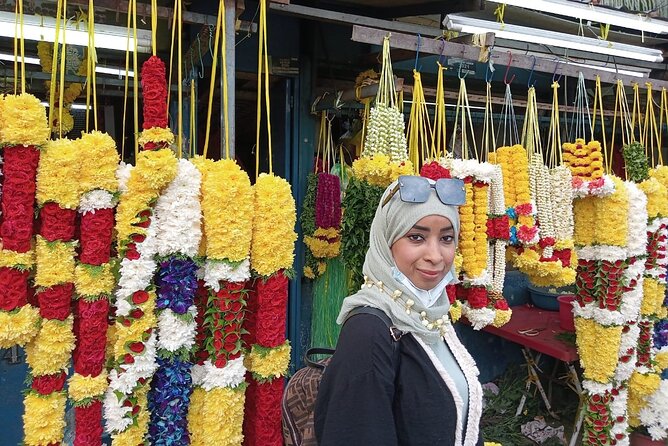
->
[441,235,454,243]
[407,234,424,242]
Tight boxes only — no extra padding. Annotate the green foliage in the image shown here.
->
[341,178,385,293]
[623,142,650,183]
[301,173,318,237]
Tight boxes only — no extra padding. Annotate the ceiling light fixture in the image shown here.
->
[0,11,151,53]
[444,14,664,63]
[486,0,668,35]
[0,53,134,77]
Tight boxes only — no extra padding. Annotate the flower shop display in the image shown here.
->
[24,137,80,446]
[71,131,119,446]
[342,34,412,291]
[0,93,49,349]
[244,1,297,444]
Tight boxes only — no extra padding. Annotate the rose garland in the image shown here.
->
[147,159,202,444]
[70,131,119,446]
[244,172,296,446]
[189,158,253,446]
[24,137,80,446]
[304,172,342,260]
[0,94,49,349]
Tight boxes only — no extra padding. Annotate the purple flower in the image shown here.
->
[148,358,193,444]
[156,257,198,314]
[315,173,341,229]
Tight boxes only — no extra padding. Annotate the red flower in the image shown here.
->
[123,354,135,364]
[129,342,145,353]
[74,401,104,446]
[494,299,509,310]
[37,283,74,320]
[215,356,227,368]
[419,162,451,180]
[140,56,169,129]
[125,249,140,261]
[244,379,285,446]
[0,267,30,311]
[132,290,149,305]
[446,284,456,304]
[131,233,146,244]
[515,203,534,216]
[73,298,109,376]
[79,208,114,266]
[255,272,288,348]
[31,372,67,395]
[134,218,151,229]
[315,173,342,229]
[539,237,556,249]
[39,203,77,242]
[226,333,240,344]
[467,287,489,309]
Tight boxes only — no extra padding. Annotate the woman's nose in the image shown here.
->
[423,239,443,263]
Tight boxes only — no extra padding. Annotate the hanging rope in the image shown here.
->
[481,80,495,162]
[496,84,520,147]
[522,87,542,162]
[255,0,273,178]
[406,70,432,171]
[591,76,608,169]
[547,80,562,168]
[609,79,633,174]
[431,62,447,159]
[631,82,644,144]
[120,0,133,160]
[569,72,593,142]
[177,0,183,157]
[85,0,98,131]
[220,0,230,159]
[642,83,661,168]
[203,0,223,158]
[132,0,139,157]
[190,79,195,157]
[17,0,26,94]
[451,75,477,160]
[57,0,69,138]
[166,0,178,121]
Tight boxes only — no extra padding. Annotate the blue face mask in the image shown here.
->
[391,266,453,309]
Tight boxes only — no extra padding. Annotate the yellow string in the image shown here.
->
[151,0,158,56]
[522,87,542,162]
[407,70,432,172]
[255,0,273,177]
[599,23,610,41]
[203,0,223,158]
[494,4,506,24]
[662,88,668,166]
[190,79,195,157]
[88,0,98,131]
[132,0,139,158]
[359,99,370,157]
[431,62,447,159]
[451,78,477,160]
[48,0,63,134]
[166,0,178,122]
[58,0,68,138]
[547,82,561,167]
[631,82,643,144]
[262,0,273,173]
[592,76,608,171]
[255,0,265,178]
[13,0,18,94]
[482,81,495,162]
[17,0,27,94]
[643,83,661,168]
[221,0,230,159]
[121,0,133,160]
[177,0,183,158]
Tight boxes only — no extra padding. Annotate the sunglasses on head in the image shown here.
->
[382,175,467,208]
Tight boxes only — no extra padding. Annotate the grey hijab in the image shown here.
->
[337,179,461,345]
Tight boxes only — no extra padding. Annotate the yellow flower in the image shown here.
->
[25,317,75,376]
[449,300,462,323]
[111,384,150,446]
[137,126,175,147]
[303,266,315,279]
[484,443,503,446]
[0,305,40,348]
[37,41,53,73]
[492,309,512,327]
[68,371,108,402]
[251,173,297,276]
[656,351,668,370]
[113,292,157,359]
[23,392,67,446]
[304,236,340,259]
[650,165,668,189]
[639,177,668,219]
[0,248,35,268]
[595,177,628,247]
[0,93,50,146]
[78,131,120,193]
[640,278,665,317]
[247,341,291,379]
[106,323,117,363]
[36,138,81,208]
[35,237,76,288]
[193,157,253,262]
[574,317,622,383]
[352,154,413,187]
[189,386,246,446]
[627,371,661,427]
[75,263,115,297]
[573,197,597,247]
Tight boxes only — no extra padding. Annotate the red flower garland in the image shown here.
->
[314,173,341,230]
[0,267,30,310]
[74,401,104,446]
[140,55,168,129]
[37,283,74,320]
[79,208,114,266]
[420,161,451,181]
[245,379,284,446]
[486,215,510,240]
[254,273,288,347]
[31,372,67,395]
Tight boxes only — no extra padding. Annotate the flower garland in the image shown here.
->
[24,137,80,446]
[0,94,49,349]
[245,171,296,446]
[189,158,253,446]
[147,159,202,444]
[70,131,119,446]
[304,172,342,260]
[301,173,322,279]
[562,139,604,181]
[105,147,178,445]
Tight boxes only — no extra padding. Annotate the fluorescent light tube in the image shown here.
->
[0,53,134,77]
[487,0,668,35]
[445,14,664,62]
[41,101,90,110]
[0,11,151,53]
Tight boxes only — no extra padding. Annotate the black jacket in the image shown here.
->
[314,313,484,446]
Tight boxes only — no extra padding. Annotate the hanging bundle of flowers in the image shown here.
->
[343,34,412,291]
[188,158,253,446]
[70,131,119,446]
[301,172,322,279]
[0,93,49,349]
[23,137,80,446]
[145,158,202,444]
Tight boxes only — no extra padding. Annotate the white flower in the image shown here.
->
[203,259,251,289]
[625,182,648,258]
[79,190,116,214]
[116,162,134,194]
[450,159,495,183]
[572,174,616,198]
[157,306,198,352]
[103,387,132,434]
[461,303,496,330]
[153,159,202,257]
[115,258,157,313]
[639,380,668,440]
[191,357,247,391]
[572,303,625,326]
[576,245,628,262]
[582,381,613,395]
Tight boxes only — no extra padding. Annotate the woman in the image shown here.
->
[314,176,484,446]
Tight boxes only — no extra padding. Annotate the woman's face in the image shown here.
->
[390,215,456,290]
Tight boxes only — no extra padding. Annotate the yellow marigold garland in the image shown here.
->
[0,305,41,349]
[247,341,292,380]
[562,139,604,180]
[137,127,175,147]
[352,154,413,188]
[34,237,76,288]
[25,317,76,377]
[641,277,665,317]
[471,182,489,278]
[251,173,297,276]
[574,317,623,383]
[449,301,462,323]
[638,177,668,219]
[0,93,50,146]
[459,183,476,271]
[628,371,662,427]
[23,392,67,446]
[35,138,81,209]
[78,131,120,193]
[68,372,109,402]
[650,165,668,188]
[303,227,341,259]
[573,197,597,247]
[189,386,246,446]
[74,263,116,297]
[193,157,253,262]
[492,309,512,328]
[656,351,668,370]
[0,248,35,268]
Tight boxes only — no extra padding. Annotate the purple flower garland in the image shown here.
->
[315,173,341,229]
[149,257,199,445]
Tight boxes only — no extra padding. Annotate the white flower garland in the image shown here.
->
[103,387,132,433]
[614,322,640,383]
[190,357,246,391]
[532,158,555,257]
[610,387,630,445]
[157,306,198,352]
[461,303,496,330]
[153,159,202,257]
[450,158,495,183]
[115,258,158,316]
[576,245,628,262]
[625,182,648,258]
[582,380,613,395]
[550,166,574,242]
[639,380,668,440]
[200,259,251,290]
[572,174,616,198]
[364,104,408,163]
[116,162,134,194]
[572,303,625,326]
[106,332,159,395]
[489,165,506,294]
[79,189,116,214]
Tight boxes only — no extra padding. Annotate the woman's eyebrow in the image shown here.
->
[440,225,454,232]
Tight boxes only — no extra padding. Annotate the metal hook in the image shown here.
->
[438,37,446,65]
[552,58,562,84]
[458,61,468,79]
[207,25,215,57]
[414,34,422,72]
[504,51,515,85]
[485,59,494,83]
[197,35,205,78]
[527,55,536,88]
